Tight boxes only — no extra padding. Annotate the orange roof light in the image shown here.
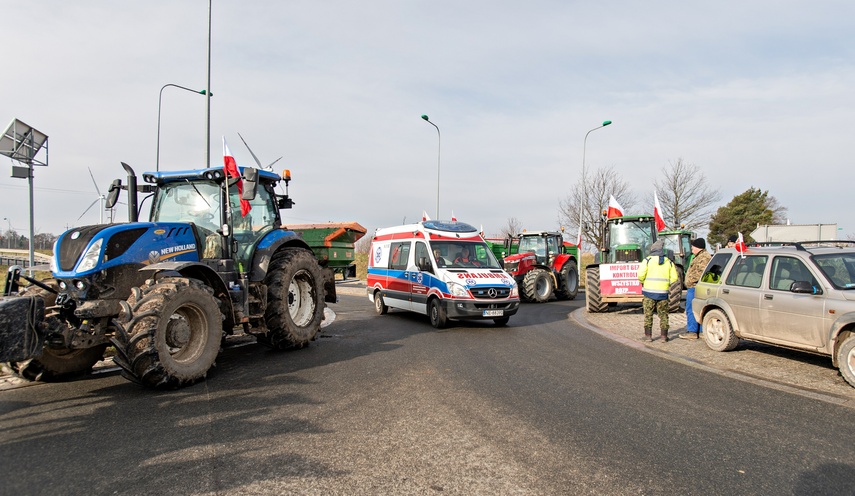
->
[282,169,291,181]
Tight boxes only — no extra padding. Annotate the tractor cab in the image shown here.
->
[601,215,657,263]
[516,232,563,266]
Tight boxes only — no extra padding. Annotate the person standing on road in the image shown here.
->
[679,238,712,340]
[637,240,679,342]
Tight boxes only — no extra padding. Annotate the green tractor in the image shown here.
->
[657,227,696,288]
[584,213,681,313]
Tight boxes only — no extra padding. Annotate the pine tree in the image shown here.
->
[708,187,786,246]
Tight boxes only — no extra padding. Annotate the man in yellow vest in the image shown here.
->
[637,240,679,342]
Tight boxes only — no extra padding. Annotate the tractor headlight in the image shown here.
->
[77,238,103,272]
[448,281,471,298]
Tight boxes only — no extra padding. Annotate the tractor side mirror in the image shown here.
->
[105,179,122,209]
[241,167,258,201]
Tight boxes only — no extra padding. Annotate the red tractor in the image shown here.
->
[501,231,579,303]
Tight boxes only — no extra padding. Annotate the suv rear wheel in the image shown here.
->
[836,333,855,388]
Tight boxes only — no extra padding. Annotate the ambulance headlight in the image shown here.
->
[511,285,519,298]
[77,239,103,272]
[448,282,470,298]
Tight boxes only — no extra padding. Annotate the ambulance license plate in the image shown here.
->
[482,309,503,317]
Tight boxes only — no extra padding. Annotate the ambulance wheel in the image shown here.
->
[374,291,388,315]
[428,298,447,329]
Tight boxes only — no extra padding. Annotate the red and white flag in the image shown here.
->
[223,137,251,217]
[735,232,747,257]
[607,195,624,219]
[451,210,457,222]
[575,224,582,247]
[422,210,431,221]
[653,191,666,232]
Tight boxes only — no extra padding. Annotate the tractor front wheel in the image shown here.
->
[523,269,553,303]
[113,277,222,389]
[554,261,578,300]
[585,267,608,313]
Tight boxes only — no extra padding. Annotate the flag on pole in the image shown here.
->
[653,191,666,232]
[607,195,624,219]
[223,137,251,217]
[451,210,457,222]
[735,232,747,258]
[422,210,431,221]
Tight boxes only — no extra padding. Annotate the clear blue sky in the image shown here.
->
[1,1,853,240]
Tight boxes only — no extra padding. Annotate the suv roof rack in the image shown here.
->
[749,240,855,251]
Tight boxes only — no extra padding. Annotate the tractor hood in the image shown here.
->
[53,222,202,278]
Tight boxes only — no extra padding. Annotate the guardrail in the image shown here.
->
[0,256,50,269]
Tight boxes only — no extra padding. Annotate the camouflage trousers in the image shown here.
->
[642,297,669,331]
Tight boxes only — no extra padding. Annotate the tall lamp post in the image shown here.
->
[578,121,612,252]
[420,114,441,219]
[3,217,12,249]
[156,83,211,171]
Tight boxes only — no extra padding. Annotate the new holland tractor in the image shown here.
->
[656,227,696,288]
[584,213,681,313]
[0,162,335,389]
[501,231,579,303]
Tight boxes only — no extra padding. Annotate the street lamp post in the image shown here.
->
[578,121,612,252]
[156,83,211,171]
[421,115,441,219]
[2,217,11,249]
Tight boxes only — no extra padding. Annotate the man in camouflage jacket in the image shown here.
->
[679,238,712,339]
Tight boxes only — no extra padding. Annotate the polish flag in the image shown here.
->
[223,137,251,217]
[653,192,666,232]
[451,211,457,222]
[607,195,624,219]
[735,232,747,257]
[422,211,431,221]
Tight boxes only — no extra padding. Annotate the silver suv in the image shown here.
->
[692,242,855,388]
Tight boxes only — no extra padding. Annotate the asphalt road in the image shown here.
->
[2,294,854,495]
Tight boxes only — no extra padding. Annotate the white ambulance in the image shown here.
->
[367,220,520,328]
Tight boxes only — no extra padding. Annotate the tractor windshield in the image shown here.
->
[606,219,656,262]
[152,180,222,234]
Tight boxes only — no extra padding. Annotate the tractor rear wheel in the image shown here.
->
[261,248,325,349]
[523,269,553,303]
[113,277,222,389]
[554,260,578,300]
[585,267,608,313]
[668,280,682,313]
[9,280,107,380]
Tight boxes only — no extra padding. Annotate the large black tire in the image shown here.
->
[554,260,578,300]
[428,297,448,329]
[585,267,608,313]
[9,280,107,381]
[260,248,325,350]
[522,268,553,303]
[835,333,855,388]
[112,277,222,389]
[702,308,739,352]
[668,280,682,313]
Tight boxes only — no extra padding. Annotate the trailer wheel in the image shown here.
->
[113,277,222,389]
[585,267,608,313]
[554,260,578,300]
[523,268,553,303]
[262,248,325,349]
[9,280,107,381]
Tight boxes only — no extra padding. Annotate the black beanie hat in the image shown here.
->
[692,238,706,249]
[728,235,738,243]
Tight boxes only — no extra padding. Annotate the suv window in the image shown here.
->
[725,255,767,288]
[769,256,817,291]
[701,252,732,284]
[813,253,855,289]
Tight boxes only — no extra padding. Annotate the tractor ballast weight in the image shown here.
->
[584,213,681,313]
[501,231,579,303]
[1,162,336,389]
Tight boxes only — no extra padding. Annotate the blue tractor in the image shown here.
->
[0,162,335,388]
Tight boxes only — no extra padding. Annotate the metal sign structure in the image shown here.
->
[0,118,49,275]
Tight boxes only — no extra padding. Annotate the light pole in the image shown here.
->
[421,114,441,219]
[577,121,612,252]
[3,217,11,249]
[156,83,211,171]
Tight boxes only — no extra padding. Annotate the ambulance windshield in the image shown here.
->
[431,241,501,269]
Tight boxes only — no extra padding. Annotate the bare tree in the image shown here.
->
[653,158,721,231]
[495,217,524,239]
[558,165,637,251]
